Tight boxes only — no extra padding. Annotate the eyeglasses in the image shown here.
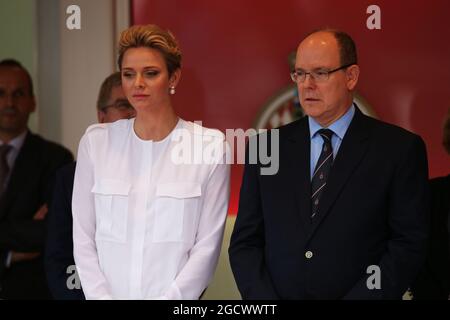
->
[290,63,355,83]
[101,100,134,112]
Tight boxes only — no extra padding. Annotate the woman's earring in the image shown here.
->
[170,86,176,95]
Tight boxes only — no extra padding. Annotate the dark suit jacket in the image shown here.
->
[0,131,73,299]
[45,162,85,300]
[412,174,450,299]
[229,107,430,300]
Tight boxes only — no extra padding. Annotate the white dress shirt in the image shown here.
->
[72,118,230,299]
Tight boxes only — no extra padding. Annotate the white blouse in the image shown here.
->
[72,118,230,299]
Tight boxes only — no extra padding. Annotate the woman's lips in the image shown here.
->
[132,94,149,101]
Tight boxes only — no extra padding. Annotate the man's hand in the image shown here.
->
[33,204,48,220]
[8,204,48,266]
[10,251,40,264]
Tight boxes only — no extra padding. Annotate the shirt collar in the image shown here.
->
[0,130,28,153]
[308,103,355,140]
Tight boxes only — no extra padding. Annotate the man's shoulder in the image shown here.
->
[364,115,411,135]
[277,116,308,134]
[28,131,73,158]
[360,114,423,145]
[244,117,307,146]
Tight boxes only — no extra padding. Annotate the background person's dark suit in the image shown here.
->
[0,131,73,299]
[412,174,450,299]
[45,162,84,300]
[229,107,430,299]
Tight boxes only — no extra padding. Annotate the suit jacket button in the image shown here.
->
[305,251,313,259]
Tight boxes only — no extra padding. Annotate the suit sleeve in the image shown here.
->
[0,147,73,253]
[228,142,279,299]
[72,133,113,300]
[344,135,430,299]
[45,164,85,300]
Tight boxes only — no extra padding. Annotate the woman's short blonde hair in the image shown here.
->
[118,24,182,76]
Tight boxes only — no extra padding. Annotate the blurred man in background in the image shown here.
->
[0,59,73,299]
[412,108,450,299]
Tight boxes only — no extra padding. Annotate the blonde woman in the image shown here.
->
[72,25,230,299]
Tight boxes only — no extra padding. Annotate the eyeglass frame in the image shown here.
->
[290,63,356,83]
[100,99,134,113]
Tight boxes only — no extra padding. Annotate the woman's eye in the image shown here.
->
[122,72,134,78]
[145,71,159,77]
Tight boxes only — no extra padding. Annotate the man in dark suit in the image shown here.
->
[0,59,73,299]
[229,29,430,299]
[412,108,450,299]
[44,72,135,299]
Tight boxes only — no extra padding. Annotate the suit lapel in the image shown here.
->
[0,132,39,220]
[306,107,371,242]
[286,117,312,229]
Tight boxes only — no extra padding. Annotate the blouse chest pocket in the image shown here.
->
[91,178,130,243]
[153,182,202,243]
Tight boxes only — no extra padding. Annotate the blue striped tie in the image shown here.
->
[311,129,334,219]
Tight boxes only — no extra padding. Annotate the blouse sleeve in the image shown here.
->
[162,140,231,299]
[72,131,113,300]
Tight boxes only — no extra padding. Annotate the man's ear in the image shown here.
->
[97,110,106,123]
[346,65,360,91]
[29,96,36,113]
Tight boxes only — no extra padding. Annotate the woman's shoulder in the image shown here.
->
[84,118,133,137]
[81,119,133,150]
